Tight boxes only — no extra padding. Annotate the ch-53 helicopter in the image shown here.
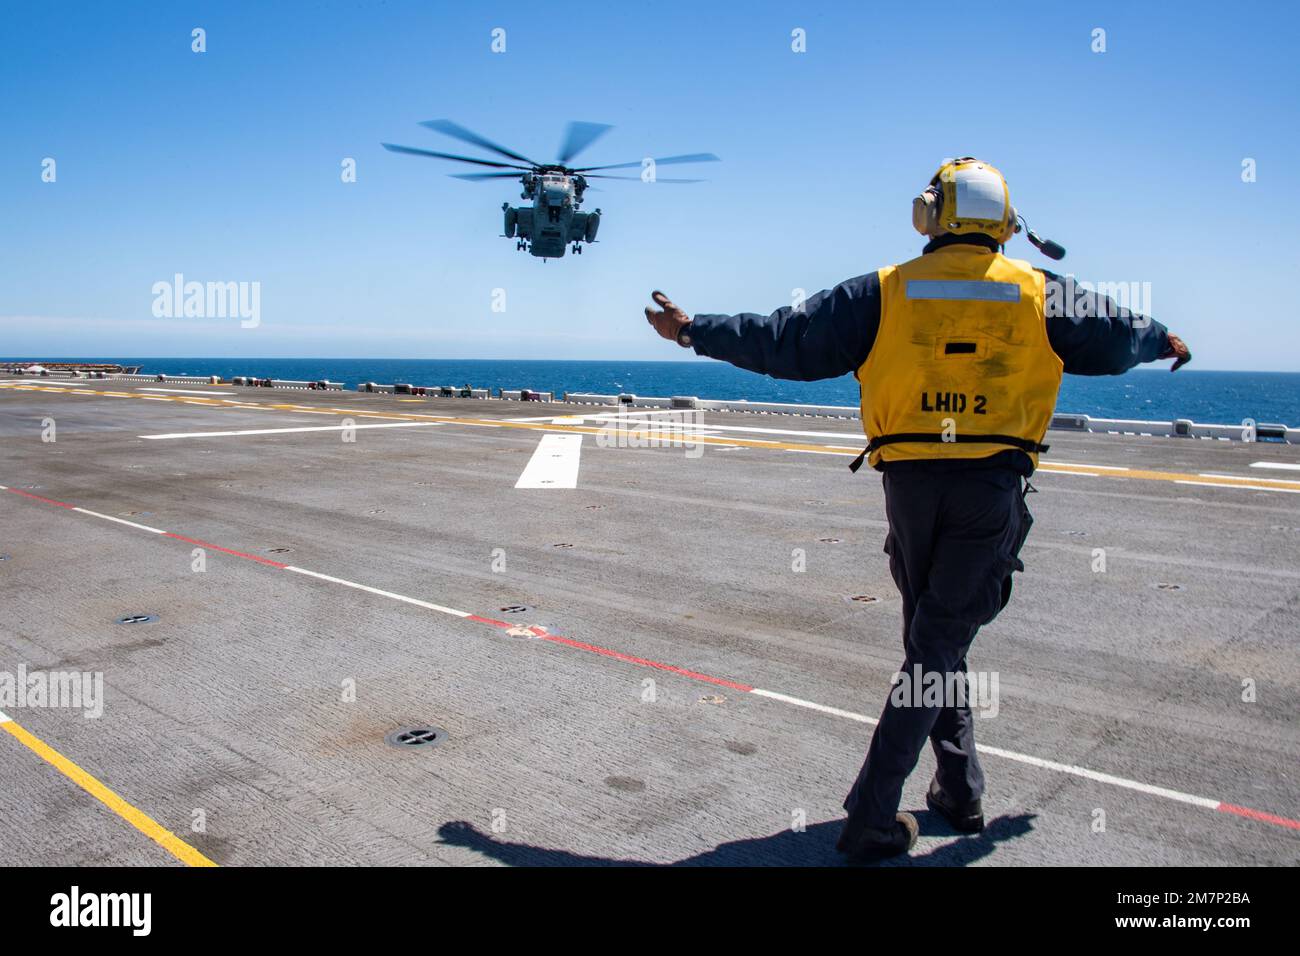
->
[382,120,718,259]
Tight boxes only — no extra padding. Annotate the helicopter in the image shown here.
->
[382,120,719,259]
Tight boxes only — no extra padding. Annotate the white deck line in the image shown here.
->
[1176,480,1300,494]
[749,690,1219,808]
[283,566,472,617]
[1200,472,1300,486]
[139,422,440,440]
[515,433,583,489]
[1044,461,1130,471]
[70,507,166,534]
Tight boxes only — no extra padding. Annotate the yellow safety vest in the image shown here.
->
[856,244,1063,470]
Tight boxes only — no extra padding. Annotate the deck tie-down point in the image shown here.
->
[384,727,446,749]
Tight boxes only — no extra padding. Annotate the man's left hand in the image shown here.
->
[645,290,690,342]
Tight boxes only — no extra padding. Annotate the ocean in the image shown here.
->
[9,358,1299,426]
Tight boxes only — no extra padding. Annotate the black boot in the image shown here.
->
[925,776,984,833]
[836,811,919,861]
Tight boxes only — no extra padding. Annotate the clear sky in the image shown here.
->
[2,0,1297,369]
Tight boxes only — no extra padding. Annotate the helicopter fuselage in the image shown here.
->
[503,170,600,259]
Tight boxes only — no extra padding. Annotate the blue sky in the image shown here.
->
[2,0,1297,369]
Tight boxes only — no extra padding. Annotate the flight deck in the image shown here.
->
[1,377,1297,866]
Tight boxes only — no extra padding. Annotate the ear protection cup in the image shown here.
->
[1002,207,1020,244]
[911,187,942,237]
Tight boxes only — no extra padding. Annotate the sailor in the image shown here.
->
[644,157,1191,861]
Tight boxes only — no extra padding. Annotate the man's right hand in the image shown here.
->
[1162,333,1191,372]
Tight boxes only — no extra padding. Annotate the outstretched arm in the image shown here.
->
[644,274,881,382]
[1042,271,1191,374]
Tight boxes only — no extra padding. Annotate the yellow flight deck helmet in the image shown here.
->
[912,156,1065,259]
[912,157,1018,243]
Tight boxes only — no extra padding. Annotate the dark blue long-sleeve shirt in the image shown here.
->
[686,235,1172,473]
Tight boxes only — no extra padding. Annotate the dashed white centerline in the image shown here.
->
[750,689,1224,807]
[70,507,166,534]
[283,566,472,617]
[975,744,1221,809]
[1251,461,1300,472]
[751,688,874,723]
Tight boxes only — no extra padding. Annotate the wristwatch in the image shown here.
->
[676,323,693,348]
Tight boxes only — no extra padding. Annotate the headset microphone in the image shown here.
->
[1026,230,1066,261]
[1017,215,1066,260]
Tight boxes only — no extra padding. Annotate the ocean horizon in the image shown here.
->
[6,357,1298,426]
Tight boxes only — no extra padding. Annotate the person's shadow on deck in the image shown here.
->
[436,811,1036,867]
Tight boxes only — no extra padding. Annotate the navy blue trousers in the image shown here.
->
[843,467,1031,828]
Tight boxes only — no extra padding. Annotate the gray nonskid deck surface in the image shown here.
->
[0,383,1297,866]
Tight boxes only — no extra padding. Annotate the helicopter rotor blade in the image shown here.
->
[557,122,613,165]
[418,120,542,167]
[583,174,707,183]
[449,172,525,181]
[573,152,720,172]
[381,143,532,170]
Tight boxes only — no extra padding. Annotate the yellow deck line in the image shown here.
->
[0,715,217,867]
[4,383,1299,491]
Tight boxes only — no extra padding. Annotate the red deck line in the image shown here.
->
[466,614,512,628]
[5,488,74,508]
[1217,802,1300,830]
[468,617,753,690]
[539,632,755,692]
[163,532,290,568]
